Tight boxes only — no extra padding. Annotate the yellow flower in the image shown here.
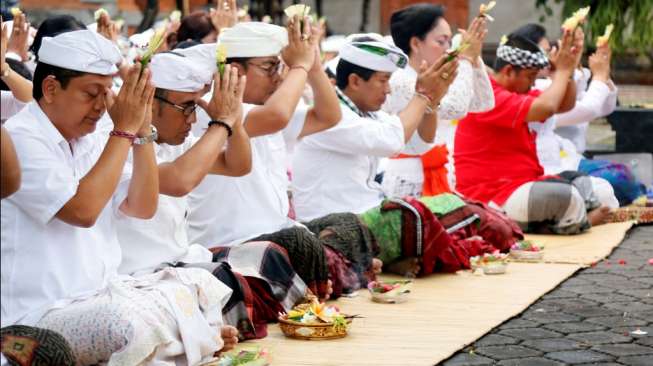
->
[500,34,508,45]
[94,8,108,21]
[562,6,591,31]
[140,26,166,67]
[10,7,22,17]
[479,1,496,22]
[216,44,228,76]
[596,24,614,47]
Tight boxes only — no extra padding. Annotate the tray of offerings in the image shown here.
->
[470,252,509,275]
[278,299,352,340]
[368,280,412,304]
[510,240,544,261]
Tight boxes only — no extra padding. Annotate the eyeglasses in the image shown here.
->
[246,61,282,77]
[155,96,198,116]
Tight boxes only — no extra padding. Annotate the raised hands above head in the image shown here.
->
[459,16,488,66]
[210,0,238,33]
[7,12,30,61]
[105,64,156,135]
[197,64,247,128]
[281,15,316,72]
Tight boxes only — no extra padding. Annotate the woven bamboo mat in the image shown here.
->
[250,262,581,366]
[523,221,635,266]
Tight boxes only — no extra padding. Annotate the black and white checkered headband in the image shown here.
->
[497,44,550,69]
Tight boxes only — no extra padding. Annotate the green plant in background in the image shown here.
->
[535,0,653,55]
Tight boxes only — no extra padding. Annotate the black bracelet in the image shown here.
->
[208,120,233,137]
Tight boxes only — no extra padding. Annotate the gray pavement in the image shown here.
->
[441,225,653,366]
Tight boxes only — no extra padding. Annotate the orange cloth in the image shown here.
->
[395,144,451,196]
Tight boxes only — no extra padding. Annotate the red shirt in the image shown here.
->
[454,78,544,205]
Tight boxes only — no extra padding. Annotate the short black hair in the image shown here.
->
[390,3,445,56]
[31,15,86,61]
[510,23,547,46]
[32,63,84,100]
[493,33,543,72]
[335,59,376,90]
[173,40,202,49]
[0,59,33,91]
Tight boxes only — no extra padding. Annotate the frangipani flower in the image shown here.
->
[10,7,22,17]
[94,8,108,21]
[596,23,614,47]
[169,10,181,22]
[478,1,496,22]
[284,4,311,19]
[284,4,311,30]
[562,6,590,31]
[140,26,166,68]
[445,33,470,63]
[114,19,125,30]
[216,43,228,77]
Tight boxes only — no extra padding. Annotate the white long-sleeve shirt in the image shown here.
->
[292,98,432,221]
[555,74,618,153]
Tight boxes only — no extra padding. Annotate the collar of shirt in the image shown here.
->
[28,102,99,159]
[335,86,377,119]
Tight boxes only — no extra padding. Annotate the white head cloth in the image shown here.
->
[321,35,347,53]
[345,32,385,43]
[38,29,122,75]
[150,43,217,92]
[218,22,288,58]
[325,56,340,76]
[339,41,408,73]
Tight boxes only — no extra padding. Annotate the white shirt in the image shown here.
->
[187,103,307,247]
[117,135,212,275]
[555,73,618,153]
[380,59,495,195]
[1,90,26,122]
[292,99,432,221]
[1,103,129,326]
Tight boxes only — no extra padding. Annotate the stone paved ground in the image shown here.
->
[441,225,653,366]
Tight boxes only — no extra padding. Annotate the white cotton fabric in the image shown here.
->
[380,58,495,196]
[150,43,216,92]
[38,30,121,75]
[36,267,231,366]
[1,90,26,122]
[292,102,431,221]
[0,103,129,326]
[117,136,213,275]
[218,22,288,58]
[321,35,347,53]
[339,41,407,73]
[187,102,307,247]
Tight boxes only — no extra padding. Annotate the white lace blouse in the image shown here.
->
[380,58,495,196]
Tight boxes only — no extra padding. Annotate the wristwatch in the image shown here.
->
[133,125,158,145]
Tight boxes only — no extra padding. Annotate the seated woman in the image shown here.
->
[381,3,495,197]
[1,30,235,365]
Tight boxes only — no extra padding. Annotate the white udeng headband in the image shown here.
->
[496,44,549,69]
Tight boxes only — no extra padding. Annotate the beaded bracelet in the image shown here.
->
[109,130,136,142]
[208,120,233,137]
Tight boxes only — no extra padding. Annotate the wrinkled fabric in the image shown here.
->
[578,159,645,206]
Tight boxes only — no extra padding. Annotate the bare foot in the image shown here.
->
[588,206,611,226]
[386,257,420,277]
[220,325,239,352]
[372,258,383,274]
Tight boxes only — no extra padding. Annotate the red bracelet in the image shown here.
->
[109,130,136,143]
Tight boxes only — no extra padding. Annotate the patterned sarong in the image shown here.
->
[1,326,75,366]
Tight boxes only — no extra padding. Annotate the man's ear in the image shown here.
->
[347,73,362,91]
[41,76,59,104]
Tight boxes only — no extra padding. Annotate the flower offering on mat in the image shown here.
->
[216,346,270,366]
[511,240,544,252]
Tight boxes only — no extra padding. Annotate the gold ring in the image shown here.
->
[301,34,308,41]
[441,72,450,80]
